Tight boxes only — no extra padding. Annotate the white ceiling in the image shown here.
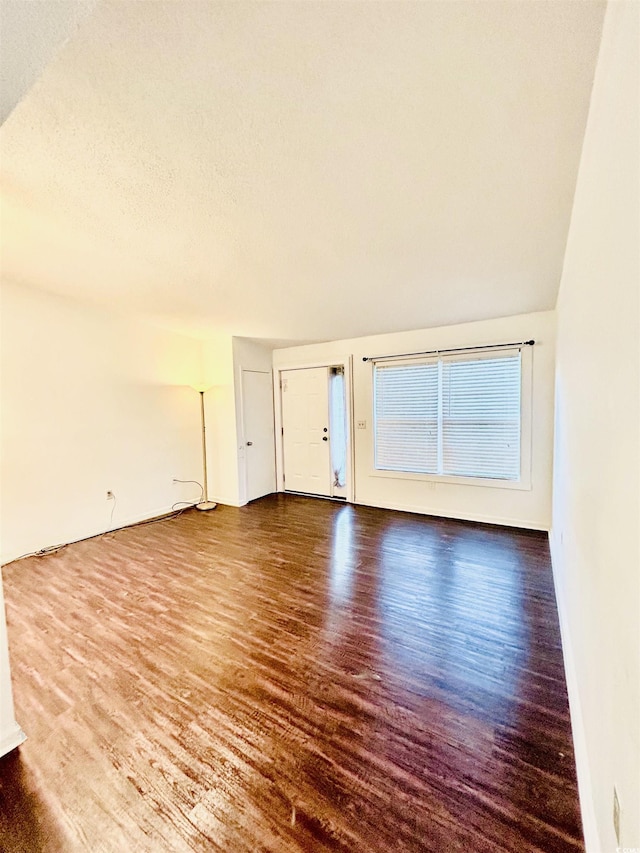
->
[0,0,98,125]
[0,1,605,344]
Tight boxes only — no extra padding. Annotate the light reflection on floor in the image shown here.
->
[377,522,528,715]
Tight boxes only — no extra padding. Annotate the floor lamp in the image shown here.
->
[192,385,217,511]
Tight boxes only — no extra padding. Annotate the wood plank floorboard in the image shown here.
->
[0,494,583,852]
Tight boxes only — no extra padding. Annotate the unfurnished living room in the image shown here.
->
[0,1,638,852]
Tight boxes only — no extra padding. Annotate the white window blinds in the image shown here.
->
[374,362,438,474]
[441,355,521,479]
[374,351,522,481]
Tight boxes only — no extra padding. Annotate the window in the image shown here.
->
[374,351,522,482]
[329,366,347,490]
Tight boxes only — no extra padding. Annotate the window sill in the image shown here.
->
[370,468,532,491]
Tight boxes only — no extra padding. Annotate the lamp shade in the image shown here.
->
[190,382,213,393]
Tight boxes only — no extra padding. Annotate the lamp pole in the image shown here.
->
[196,389,217,511]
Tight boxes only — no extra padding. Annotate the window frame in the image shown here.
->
[370,346,533,491]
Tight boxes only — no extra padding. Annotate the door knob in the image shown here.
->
[246,441,253,446]
[323,427,328,432]
[322,436,328,442]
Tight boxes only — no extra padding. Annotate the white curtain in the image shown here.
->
[329,368,347,488]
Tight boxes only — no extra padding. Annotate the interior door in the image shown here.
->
[242,370,276,502]
[281,367,331,497]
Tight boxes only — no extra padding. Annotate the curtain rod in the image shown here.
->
[362,339,535,363]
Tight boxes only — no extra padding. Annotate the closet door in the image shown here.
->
[241,369,276,503]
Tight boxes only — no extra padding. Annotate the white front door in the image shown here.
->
[281,367,331,497]
[242,370,276,503]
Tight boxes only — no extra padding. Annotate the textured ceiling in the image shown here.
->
[0,0,98,125]
[0,1,605,343]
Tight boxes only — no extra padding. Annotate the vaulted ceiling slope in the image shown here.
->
[0,0,98,125]
[0,1,605,343]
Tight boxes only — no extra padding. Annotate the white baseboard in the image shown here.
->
[0,722,27,758]
[354,497,548,531]
[549,530,600,853]
[208,494,243,508]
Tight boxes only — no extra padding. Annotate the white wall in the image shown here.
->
[0,281,203,564]
[274,310,555,530]
[200,334,241,507]
[0,287,255,753]
[550,3,639,851]
[198,336,277,507]
[232,337,276,506]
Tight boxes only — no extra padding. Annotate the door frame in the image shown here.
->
[273,356,354,504]
[238,367,277,506]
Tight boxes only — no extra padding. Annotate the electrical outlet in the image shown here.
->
[357,420,367,429]
[613,787,620,845]
[106,490,115,500]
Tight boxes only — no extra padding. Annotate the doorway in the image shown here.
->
[278,362,351,500]
[241,369,276,503]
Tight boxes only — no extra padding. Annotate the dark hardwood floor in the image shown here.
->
[0,495,583,852]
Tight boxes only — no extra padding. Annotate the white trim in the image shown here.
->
[274,357,355,504]
[206,495,242,508]
[369,344,533,491]
[274,356,352,371]
[373,346,522,370]
[237,366,248,507]
[355,496,549,531]
[237,367,276,507]
[274,369,285,493]
[365,342,533,364]
[369,468,532,491]
[347,355,356,503]
[0,723,27,758]
[548,529,600,853]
